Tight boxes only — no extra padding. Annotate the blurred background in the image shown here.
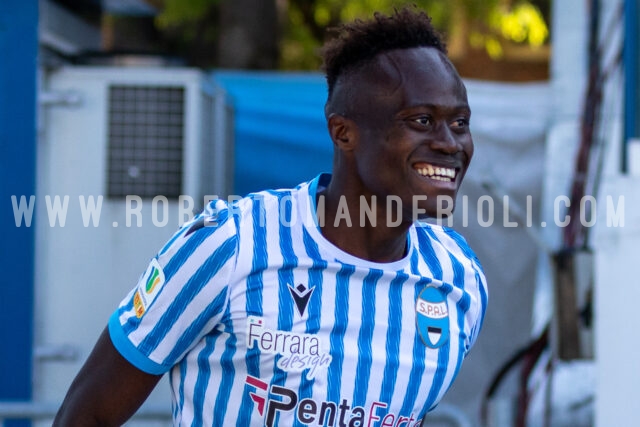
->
[1,0,638,426]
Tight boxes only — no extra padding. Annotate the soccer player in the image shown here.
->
[54,6,488,426]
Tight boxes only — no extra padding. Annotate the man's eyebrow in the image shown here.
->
[400,103,471,114]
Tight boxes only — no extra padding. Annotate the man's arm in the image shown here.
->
[53,327,163,427]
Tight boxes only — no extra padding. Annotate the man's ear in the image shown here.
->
[327,114,358,152]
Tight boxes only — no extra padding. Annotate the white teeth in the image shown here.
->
[415,164,456,181]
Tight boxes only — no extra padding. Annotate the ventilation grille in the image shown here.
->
[107,85,184,198]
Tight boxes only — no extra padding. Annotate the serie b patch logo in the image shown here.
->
[416,285,450,348]
[133,258,166,318]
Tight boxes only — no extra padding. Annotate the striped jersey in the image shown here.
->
[109,173,488,426]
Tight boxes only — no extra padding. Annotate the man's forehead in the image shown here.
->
[371,47,459,92]
[350,49,455,94]
[378,46,450,72]
[359,48,465,106]
[327,46,467,119]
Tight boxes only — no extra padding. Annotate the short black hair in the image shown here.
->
[322,6,447,99]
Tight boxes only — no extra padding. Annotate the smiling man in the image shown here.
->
[320,37,474,260]
[54,7,488,427]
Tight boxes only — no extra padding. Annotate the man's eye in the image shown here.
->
[452,118,469,128]
[413,116,432,126]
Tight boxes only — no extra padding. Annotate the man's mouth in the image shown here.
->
[414,163,457,182]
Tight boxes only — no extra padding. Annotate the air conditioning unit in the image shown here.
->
[40,66,233,201]
[34,66,233,412]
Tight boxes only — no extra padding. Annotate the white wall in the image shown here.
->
[536,0,640,426]
[33,67,229,423]
[594,174,640,427]
[592,0,640,420]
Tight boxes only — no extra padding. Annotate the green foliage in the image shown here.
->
[280,5,324,70]
[494,2,548,46]
[476,1,549,58]
[154,0,549,69]
[280,0,452,70]
[156,0,219,28]
[281,0,549,69]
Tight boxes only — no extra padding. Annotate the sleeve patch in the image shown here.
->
[134,258,166,318]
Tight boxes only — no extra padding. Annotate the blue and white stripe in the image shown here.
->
[109,174,488,426]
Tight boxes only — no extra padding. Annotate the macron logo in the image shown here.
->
[288,283,314,316]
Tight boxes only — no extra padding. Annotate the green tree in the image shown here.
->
[155,0,279,68]
[155,0,549,71]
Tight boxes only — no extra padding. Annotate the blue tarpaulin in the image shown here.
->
[212,71,333,197]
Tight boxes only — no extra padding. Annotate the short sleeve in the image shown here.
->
[439,226,489,354]
[467,260,488,351]
[109,199,238,374]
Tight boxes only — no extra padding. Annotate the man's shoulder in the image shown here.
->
[413,223,481,264]
[414,221,465,241]
[234,184,309,214]
[194,181,314,234]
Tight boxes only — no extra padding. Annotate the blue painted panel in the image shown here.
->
[624,0,639,172]
[212,71,333,196]
[0,1,37,424]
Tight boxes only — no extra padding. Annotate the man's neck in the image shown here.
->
[316,186,411,263]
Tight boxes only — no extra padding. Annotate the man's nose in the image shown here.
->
[429,123,460,154]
